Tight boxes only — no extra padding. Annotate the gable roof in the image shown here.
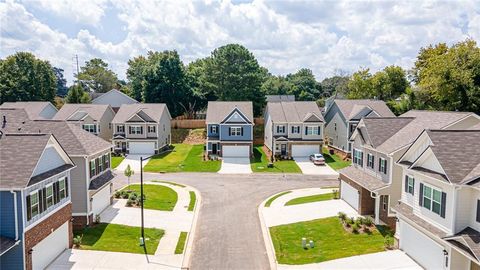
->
[0,101,57,120]
[53,104,112,121]
[206,101,253,123]
[266,101,324,123]
[359,117,414,148]
[112,103,170,123]
[332,99,395,120]
[265,95,295,102]
[92,89,139,107]
[0,108,31,134]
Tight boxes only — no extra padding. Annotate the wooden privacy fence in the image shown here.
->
[171,119,206,129]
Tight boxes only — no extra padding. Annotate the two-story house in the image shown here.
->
[264,101,324,158]
[339,111,480,229]
[53,104,116,141]
[92,89,139,113]
[0,133,75,270]
[0,101,58,119]
[323,99,395,156]
[394,130,480,270]
[206,101,254,158]
[111,103,171,155]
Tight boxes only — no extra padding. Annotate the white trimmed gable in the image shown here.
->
[400,132,433,164]
[92,89,138,107]
[222,108,249,124]
[32,136,73,177]
[67,111,89,121]
[411,148,447,176]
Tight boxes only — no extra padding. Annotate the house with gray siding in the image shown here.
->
[394,130,480,270]
[206,101,253,158]
[0,101,58,120]
[323,99,395,155]
[53,104,116,141]
[111,103,171,155]
[264,101,324,158]
[0,133,75,270]
[92,89,139,112]
[339,110,480,230]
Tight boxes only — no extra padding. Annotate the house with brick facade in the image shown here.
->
[263,101,324,159]
[393,130,480,270]
[339,110,480,229]
[0,133,75,270]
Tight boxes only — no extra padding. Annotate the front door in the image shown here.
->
[281,144,287,155]
[122,142,127,152]
[212,143,218,154]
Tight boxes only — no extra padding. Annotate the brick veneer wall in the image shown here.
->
[72,213,93,230]
[339,176,375,215]
[24,203,73,270]
[379,195,396,230]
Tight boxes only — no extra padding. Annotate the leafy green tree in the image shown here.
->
[203,44,266,116]
[346,68,374,99]
[76,58,118,93]
[372,66,408,100]
[285,68,321,101]
[185,58,213,115]
[261,75,291,96]
[126,56,147,101]
[0,52,56,103]
[320,75,349,97]
[53,67,68,97]
[65,84,91,103]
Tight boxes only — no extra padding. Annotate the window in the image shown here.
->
[277,125,285,133]
[306,126,320,135]
[379,158,387,174]
[382,196,388,211]
[30,191,39,219]
[476,200,480,223]
[105,153,110,169]
[230,127,242,136]
[291,126,300,134]
[353,149,363,166]
[117,125,125,133]
[148,125,156,133]
[82,124,97,133]
[275,144,279,151]
[90,160,95,177]
[421,184,445,216]
[211,125,218,134]
[367,154,374,168]
[59,178,66,200]
[129,126,143,134]
[334,123,337,131]
[350,124,357,134]
[405,176,414,195]
[46,184,54,208]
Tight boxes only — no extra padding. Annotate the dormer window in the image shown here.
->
[82,124,97,134]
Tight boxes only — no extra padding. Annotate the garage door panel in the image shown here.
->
[223,145,249,157]
[292,145,320,157]
[400,221,444,269]
[341,181,359,211]
[32,221,69,270]
[92,185,111,216]
[129,142,155,154]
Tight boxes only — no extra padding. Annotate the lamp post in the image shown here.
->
[139,155,153,246]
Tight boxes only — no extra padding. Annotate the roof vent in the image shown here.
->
[2,115,6,128]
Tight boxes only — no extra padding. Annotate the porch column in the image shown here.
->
[374,195,380,224]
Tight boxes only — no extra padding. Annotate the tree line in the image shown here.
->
[1,40,478,116]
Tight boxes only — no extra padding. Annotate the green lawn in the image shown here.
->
[144,144,220,172]
[175,232,188,254]
[111,156,124,169]
[270,217,386,264]
[123,184,177,211]
[75,223,163,255]
[265,191,291,207]
[322,148,351,170]
[188,191,196,211]
[251,146,301,173]
[285,192,336,206]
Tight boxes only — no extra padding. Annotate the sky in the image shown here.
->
[1,0,479,85]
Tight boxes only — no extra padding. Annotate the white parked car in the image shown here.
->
[309,153,325,165]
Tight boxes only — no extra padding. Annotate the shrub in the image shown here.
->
[363,226,371,234]
[355,217,363,226]
[126,198,134,207]
[333,189,339,199]
[94,214,101,224]
[114,191,121,199]
[73,235,82,248]
[338,212,347,222]
[129,193,137,201]
[348,217,355,224]
[384,235,394,249]
[121,191,129,199]
[363,217,373,226]
[352,224,359,234]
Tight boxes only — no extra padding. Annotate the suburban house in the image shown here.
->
[323,99,395,155]
[0,133,75,270]
[263,101,324,158]
[19,120,114,228]
[394,130,480,270]
[265,95,296,102]
[339,110,480,229]
[91,89,139,112]
[206,101,254,158]
[111,103,171,155]
[0,101,58,119]
[53,104,116,141]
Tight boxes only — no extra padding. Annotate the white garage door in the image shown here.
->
[32,221,69,270]
[129,142,155,154]
[91,184,111,216]
[399,221,444,269]
[292,145,320,157]
[341,180,359,211]
[223,145,249,157]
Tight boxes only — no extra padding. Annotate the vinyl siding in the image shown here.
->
[32,146,66,176]
[325,110,348,151]
[70,157,88,214]
[98,108,115,141]
[264,114,273,150]
[39,104,58,119]
[207,124,220,138]
[219,124,252,141]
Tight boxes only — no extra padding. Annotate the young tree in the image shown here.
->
[76,58,118,93]
[65,84,91,103]
[0,52,56,103]
[124,164,134,190]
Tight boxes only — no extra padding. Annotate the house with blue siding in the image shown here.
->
[0,133,75,270]
[205,101,254,158]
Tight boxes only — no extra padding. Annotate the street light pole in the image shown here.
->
[140,156,145,245]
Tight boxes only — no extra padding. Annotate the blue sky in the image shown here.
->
[1,0,479,85]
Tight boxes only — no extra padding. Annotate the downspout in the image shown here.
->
[10,190,19,240]
[85,157,90,226]
[370,191,381,224]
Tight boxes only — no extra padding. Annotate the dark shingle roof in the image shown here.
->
[266,101,324,123]
[444,227,480,261]
[0,108,30,133]
[112,103,169,123]
[29,164,75,186]
[339,166,388,191]
[0,236,18,255]
[89,170,114,190]
[393,201,447,238]
[53,104,111,121]
[360,117,414,148]
[0,102,56,120]
[206,101,253,123]
[333,99,395,120]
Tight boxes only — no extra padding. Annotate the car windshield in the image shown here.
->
[314,154,323,158]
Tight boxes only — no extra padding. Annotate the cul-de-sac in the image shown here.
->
[1,1,480,270]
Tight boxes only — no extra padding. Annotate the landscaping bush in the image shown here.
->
[363,217,373,226]
[363,226,371,234]
[348,217,355,225]
[384,235,394,249]
[73,235,82,248]
[338,212,347,222]
[333,189,339,199]
[126,198,134,207]
[355,217,363,226]
[114,191,121,199]
[352,224,359,234]
[121,191,129,199]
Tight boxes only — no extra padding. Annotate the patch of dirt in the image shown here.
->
[174,128,206,145]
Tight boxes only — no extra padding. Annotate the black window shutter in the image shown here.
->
[476,200,480,222]
[65,178,69,197]
[384,160,388,173]
[53,182,59,204]
[440,192,446,218]
[276,126,279,133]
[317,126,321,135]
[229,127,231,136]
[38,189,43,213]
[419,183,424,206]
[42,187,47,211]
[129,126,132,133]
[26,195,31,221]
[241,127,243,136]
[291,126,294,133]
[412,178,415,195]
[378,158,381,171]
[210,126,212,133]
[305,127,308,135]
[140,126,143,134]
[404,176,408,192]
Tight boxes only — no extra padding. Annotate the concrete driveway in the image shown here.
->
[115,155,150,172]
[218,157,252,174]
[295,157,339,177]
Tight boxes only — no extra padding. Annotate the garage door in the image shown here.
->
[292,145,320,157]
[399,221,444,269]
[129,142,155,154]
[91,184,111,216]
[32,221,69,270]
[341,180,359,211]
[223,145,249,157]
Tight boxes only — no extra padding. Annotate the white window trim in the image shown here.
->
[59,177,67,200]
[379,158,387,174]
[292,126,300,134]
[46,184,54,208]
[148,125,156,133]
[422,185,442,215]
[353,148,363,166]
[306,126,319,135]
[407,176,414,195]
[231,126,242,136]
[117,125,125,133]
[30,190,39,218]
[382,196,388,211]
[212,125,218,134]
[277,125,285,133]
[367,153,374,168]
[130,125,143,135]
[82,124,97,133]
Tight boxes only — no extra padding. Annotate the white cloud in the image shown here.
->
[24,0,108,25]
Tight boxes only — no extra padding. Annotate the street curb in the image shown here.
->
[182,186,201,269]
[258,193,283,270]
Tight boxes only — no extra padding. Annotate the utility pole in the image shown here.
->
[73,54,80,85]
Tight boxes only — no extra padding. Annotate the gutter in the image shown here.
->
[10,190,19,240]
